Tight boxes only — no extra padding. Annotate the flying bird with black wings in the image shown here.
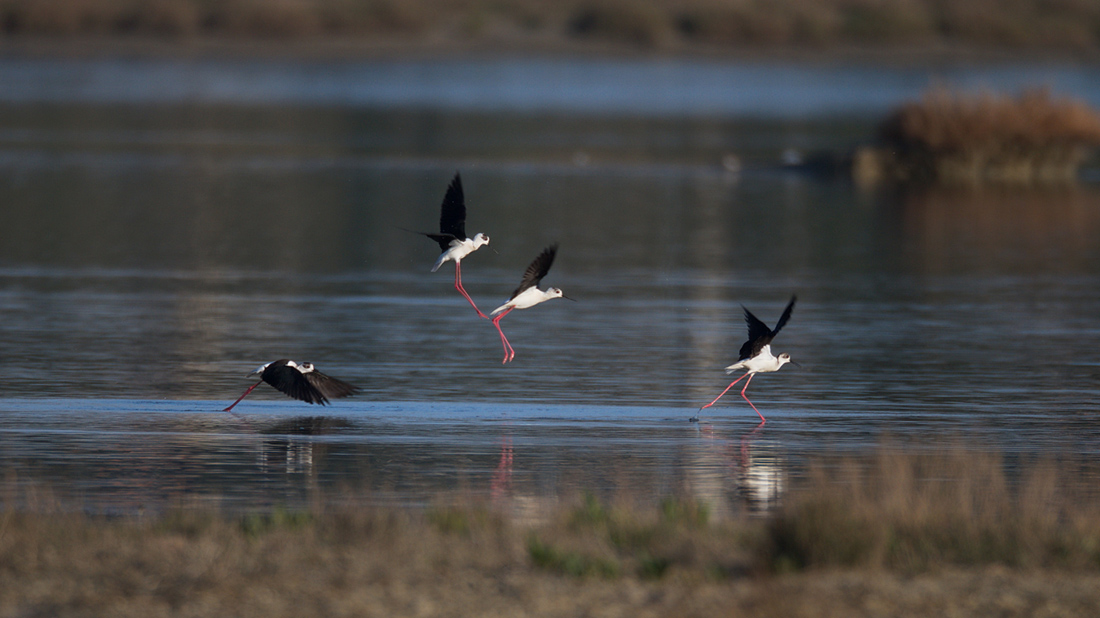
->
[407,173,491,317]
[489,244,573,363]
[223,359,358,412]
[693,296,797,423]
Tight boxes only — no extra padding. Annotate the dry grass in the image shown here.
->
[3,450,1100,616]
[862,88,1100,183]
[3,0,1100,53]
[767,450,1100,571]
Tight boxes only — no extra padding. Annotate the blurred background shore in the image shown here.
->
[4,0,1100,60]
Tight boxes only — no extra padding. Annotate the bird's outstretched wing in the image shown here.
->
[438,173,466,241]
[262,363,328,405]
[737,296,797,360]
[421,231,461,252]
[262,362,358,405]
[772,296,797,337]
[738,308,774,361]
[510,244,558,300]
[304,370,359,401]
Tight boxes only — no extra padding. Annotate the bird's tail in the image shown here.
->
[489,303,510,317]
[431,254,448,273]
[724,361,747,375]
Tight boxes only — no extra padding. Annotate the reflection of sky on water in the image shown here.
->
[4,57,1100,116]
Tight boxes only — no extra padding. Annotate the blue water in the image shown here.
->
[2,54,1100,515]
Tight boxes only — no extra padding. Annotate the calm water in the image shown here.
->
[1,56,1099,515]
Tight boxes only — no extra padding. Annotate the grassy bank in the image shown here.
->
[3,449,1100,616]
[3,0,1100,57]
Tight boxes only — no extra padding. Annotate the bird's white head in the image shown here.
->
[298,362,315,373]
[472,233,490,247]
[547,287,576,302]
[777,353,792,368]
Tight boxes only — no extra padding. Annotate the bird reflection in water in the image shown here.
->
[692,421,786,516]
[733,422,785,513]
[257,416,354,475]
[490,435,514,503]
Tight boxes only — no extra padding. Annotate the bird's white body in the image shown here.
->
[725,345,791,375]
[490,286,564,316]
[431,234,489,272]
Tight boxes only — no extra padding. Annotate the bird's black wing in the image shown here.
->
[422,231,461,252]
[305,371,359,401]
[510,244,558,300]
[771,295,797,337]
[738,307,775,361]
[263,364,328,405]
[438,173,466,240]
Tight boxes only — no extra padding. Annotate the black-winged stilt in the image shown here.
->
[489,243,573,363]
[408,173,491,318]
[692,296,797,423]
[223,359,358,412]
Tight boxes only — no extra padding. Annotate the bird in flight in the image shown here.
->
[693,296,797,423]
[408,173,491,318]
[223,359,358,412]
[489,243,572,363]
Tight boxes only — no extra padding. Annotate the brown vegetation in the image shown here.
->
[3,449,1100,616]
[858,89,1100,184]
[3,0,1100,54]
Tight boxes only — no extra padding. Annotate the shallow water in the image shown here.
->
[1,56,1099,514]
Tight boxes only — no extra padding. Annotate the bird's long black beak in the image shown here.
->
[789,360,802,369]
[562,294,577,301]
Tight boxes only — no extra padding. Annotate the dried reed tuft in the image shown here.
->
[870,88,1100,183]
[765,448,1100,571]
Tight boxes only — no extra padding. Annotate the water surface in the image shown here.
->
[1,55,1099,514]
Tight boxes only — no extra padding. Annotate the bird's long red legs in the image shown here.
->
[739,374,765,422]
[454,261,488,319]
[698,372,750,412]
[223,381,262,412]
[491,308,515,363]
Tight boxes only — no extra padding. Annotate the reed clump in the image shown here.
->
[765,450,1100,571]
[861,88,1100,184]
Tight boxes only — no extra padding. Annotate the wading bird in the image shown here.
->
[408,173,491,318]
[223,359,358,412]
[489,244,572,363]
[692,296,797,423]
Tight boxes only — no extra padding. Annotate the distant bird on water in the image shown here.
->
[490,243,573,364]
[692,296,797,423]
[223,359,358,412]
[407,172,491,318]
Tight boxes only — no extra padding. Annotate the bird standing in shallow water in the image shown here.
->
[490,244,572,363]
[223,359,358,412]
[408,173,491,318]
[692,296,797,423]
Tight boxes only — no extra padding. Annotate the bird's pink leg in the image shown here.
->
[491,309,515,363]
[455,261,488,319]
[698,372,750,412]
[739,374,765,422]
[224,381,262,412]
